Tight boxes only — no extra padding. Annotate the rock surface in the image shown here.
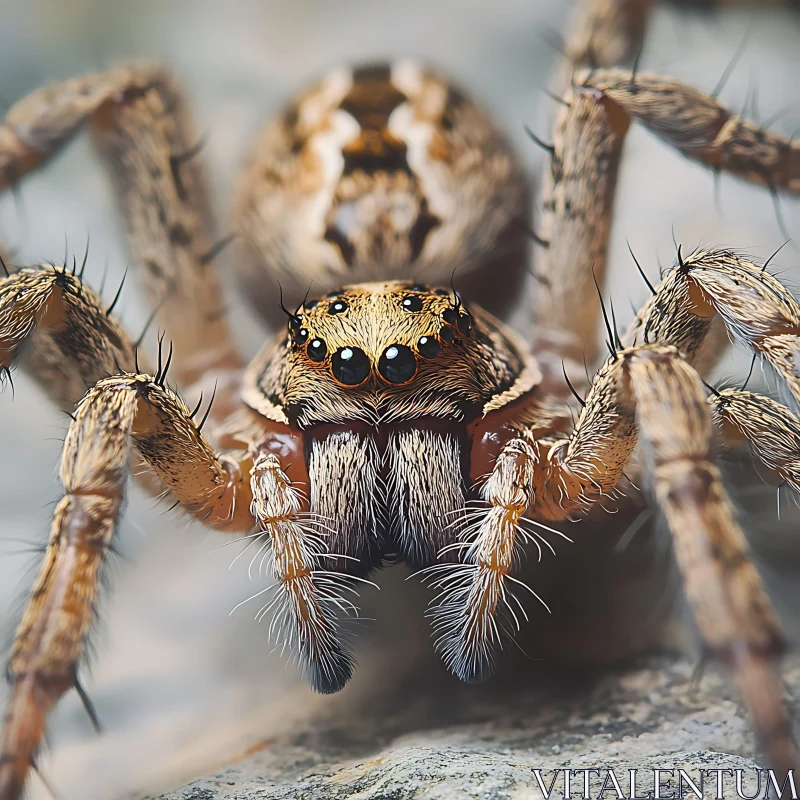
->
[147,657,800,799]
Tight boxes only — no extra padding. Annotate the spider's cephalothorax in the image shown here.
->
[237,280,542,624]
[249,282,537,426]
[3,2,800,796]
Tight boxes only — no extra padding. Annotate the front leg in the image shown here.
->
[250,454,356,694]
[426,438,539,682]
[0,373,254,800]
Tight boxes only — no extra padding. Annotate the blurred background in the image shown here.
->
[1,1,800,798]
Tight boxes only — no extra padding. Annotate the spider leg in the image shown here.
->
[533,0,652,367]
[561,0,652,75]
[628,348,795,781]
[616,247,800,489]
[624,248,800,405]
[535,59,800,372]
[709,388,800,492]
[0,63,242,389]
[583,68,800,194]
[532,75,632,366]
[532,344,795,778]
[427,439,537,682]
[250,453,357,694]
[0,369,256,800]
[0,264,136,408]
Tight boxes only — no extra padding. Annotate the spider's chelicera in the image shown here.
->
[2,5,800,797]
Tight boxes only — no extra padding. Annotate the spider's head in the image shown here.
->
[245,281,540,428]
[285,282,469,388]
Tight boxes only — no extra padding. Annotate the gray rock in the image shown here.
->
[146,657,800,799]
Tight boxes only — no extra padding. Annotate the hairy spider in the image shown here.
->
[1,0,800,797]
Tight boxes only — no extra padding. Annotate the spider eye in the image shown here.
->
[442,307,458,325]
[331,346,371,385]
[293,327,310,346]
[328,299,348,315]
[401,295,423,312]
[417,336,441,359]
[457,312,471,335]
[378,344,417,383]
[304,299,319,311]
[408,283,428,292]
[307,338,327,362]
[439,326,454,343]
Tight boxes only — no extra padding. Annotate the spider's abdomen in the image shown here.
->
[242,281,541,428]
[233,61,526,305]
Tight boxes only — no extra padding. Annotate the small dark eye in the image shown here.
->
[457,313,472,335]
[304,299,319,311]
[439,327,454,343]
[331,346,371,385]
[402,295,423,312]
[378,344,417,384]
[294,327,309,346]
[308,338,327,362]
[417,336,441,359]
[328,299,348,315]
[434,288,450,296]
[442,307,458,325]
[409,283,428,292]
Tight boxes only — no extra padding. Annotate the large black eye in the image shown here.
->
[307,338,327,362]
[331,346,371,385]
[328,299,348,315]
[442,307,458,325]
[378,344,417,384]
[401,295,423,312]
[417,335,441,359]
[439,326,454,343]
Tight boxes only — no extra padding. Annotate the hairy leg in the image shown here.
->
[0,264,136,408]
[535,66,800,368]
[425,438,539,682]
[0,64,242,388]
[0,371,255,800]
[562,0,652,75]
[533,344,795,777]
[534,0,650,365]
[250,453,357,694]
[582,69,800,194]
[623,248,800,402]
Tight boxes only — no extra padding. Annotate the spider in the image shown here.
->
[1,0,800,797]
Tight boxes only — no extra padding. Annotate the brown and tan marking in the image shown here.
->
[233,61,526,304]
